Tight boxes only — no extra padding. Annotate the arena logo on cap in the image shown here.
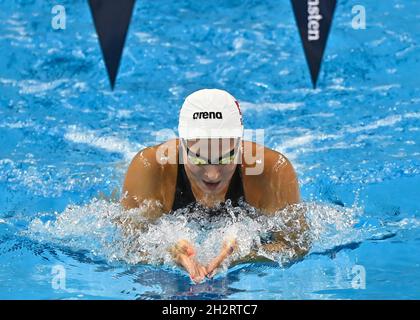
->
[291,0,337,88]
[193,112,223,120]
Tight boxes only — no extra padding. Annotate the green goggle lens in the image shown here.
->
[219,154,236,165]
[187,153,236,165]
[182,140,239,165]
[188,156,208,165]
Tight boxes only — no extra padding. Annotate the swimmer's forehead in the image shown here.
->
[185,138,238,153]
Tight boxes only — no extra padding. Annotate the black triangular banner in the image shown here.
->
[291,0,337,88]
[88,0,136,89]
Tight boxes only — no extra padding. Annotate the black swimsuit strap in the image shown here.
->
[172,162,245,212]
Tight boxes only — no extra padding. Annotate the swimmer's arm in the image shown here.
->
[233,159,311,264]
[115,148,167,245]
[263,156,310,255]
[267,204,310,256]
[231,206,310,265]
[120,148,166,220]
[231,252,274,265]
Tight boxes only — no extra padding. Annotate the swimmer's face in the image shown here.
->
[182,138,240,194]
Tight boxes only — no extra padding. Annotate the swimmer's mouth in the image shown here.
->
[203,180,221,190]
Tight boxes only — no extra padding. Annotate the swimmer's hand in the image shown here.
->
[170,239,207,283]
[205,238,237,278]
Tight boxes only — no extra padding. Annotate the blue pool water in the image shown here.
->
[0,0,419,299]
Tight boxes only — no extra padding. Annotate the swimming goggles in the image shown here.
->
[181,139,240,165]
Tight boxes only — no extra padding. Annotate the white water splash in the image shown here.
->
[26,198,366,273]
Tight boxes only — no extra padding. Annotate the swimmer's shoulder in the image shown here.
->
[240,140,294,178]
[121,139,179,212]
[241,141,300,214]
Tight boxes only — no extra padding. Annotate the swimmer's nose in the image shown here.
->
[203,165,222,182]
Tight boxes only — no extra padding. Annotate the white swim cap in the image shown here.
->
[178,89,243,140]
